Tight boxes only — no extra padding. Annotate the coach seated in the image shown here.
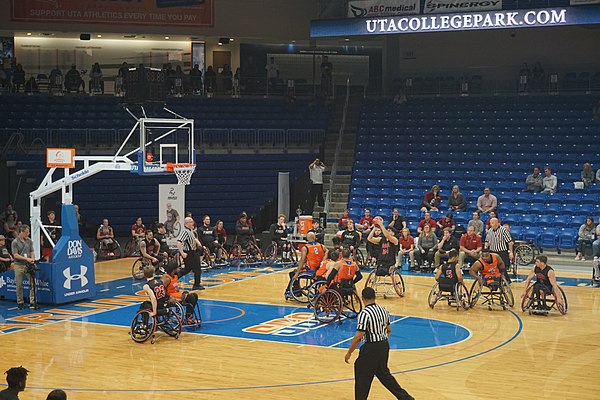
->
[64,65,85,93]
[458,226,482,268]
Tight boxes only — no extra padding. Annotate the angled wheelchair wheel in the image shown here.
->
[244,243,263,266]
[229,244,243,267]
[308,280,327,307]
[170,301,185,322]
[455,282,470,310]
[213,244,229,268]
[515,244,534,266]
[469,279,483,308]
[130,309,156,343]
[131,258,148,280]
[554,286,568,315]
[428,283,441,309]
[364,271,377,290]
[264,243,277,266]
[288,271,314,303]
[341,290,363,319]
[314,290,343,324]
[501,276,515,308]
[200,246,214,271]
[521,285,535,312]
[159,309,182,339]
[391,267,405,297]
[354,248,365,268]
[125,239,141,257]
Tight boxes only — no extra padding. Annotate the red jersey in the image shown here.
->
[398,235,414,250]
[460,233,482,251]
[131,223,146,236]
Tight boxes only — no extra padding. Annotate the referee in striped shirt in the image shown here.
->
[485,217,514,283]
[345,287,413,400]
[176,217,205,290]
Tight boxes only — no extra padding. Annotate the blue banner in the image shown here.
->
[311,6,600,37]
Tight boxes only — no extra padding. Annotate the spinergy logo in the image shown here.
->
[350,4,368,17]
[67,240,83,258]
[63,265,88,289]
[365,9,567,33]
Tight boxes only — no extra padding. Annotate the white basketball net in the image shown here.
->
[173,164,196,185]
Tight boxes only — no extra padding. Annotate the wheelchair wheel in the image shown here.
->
[341,290,363,319]
[159,309,182,339]
[214,244,229,268]
[554,286,568,315]
[130,309,156,343]
[354,248,365,268]
[521,284,535,312]
[172,221,181,238]
[364,270,377,290]
[468,279,483,308]
[501,276,514,308]
[200,246,214,271]
[515,244,534,266]
[229,244,243,267]
[428,283,441,309]
[125,239,141,257]
[390,267,405,297]
[170,301,185,322]
[264,243,277,266]
[455,282,470,310]
[244,243,263,266]
[131,258,148,280]
[314,290,343,324]
[288,272,314,303]
[308,280,327,307]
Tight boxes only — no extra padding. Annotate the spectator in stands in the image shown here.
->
[1,203,18,222]
[477,186,497,214]
[397,227,415,269]
[468,211,484,236]
[204,65,217,95]
[190,64,202,94]
[131,217,146,241]
[118,62,129,78]
[448,185,467,212]
[320,55,333,97]
[308,219,325,244]
[266,57,279,89]
[388,207,406,231]
[575,216,595,261]
[458,225,482,268]
[434,228,459,269]
[593,100,600,120]
[581,163,594,187]
[518,63,531,92]
[417,212,437,235]
[41,210,59,262]
[0,235,14,272]
[414,224,438,269]
[437,213,456,236]
[592,217,600,268]
[222,64,233,94]
[65,65,84,93]
[531,62,545,91]
[358,208,374,237]
[24,77,39,94]
[485,211,500,231]
[307,158,326,213]
[393,88,407,107]
[524,166,543,192]
[596,166,600,183]
[214,220,228,249]
[12,63,25,92]
[2,212,18,241]
[338,209,350,231]
[419,185,442,212]
[89,62,104,94]
[542,166,558,193]
[0,62,9,90]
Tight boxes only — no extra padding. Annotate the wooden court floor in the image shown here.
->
[1,258,600,400]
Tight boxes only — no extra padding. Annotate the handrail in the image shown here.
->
[324,77,350,215]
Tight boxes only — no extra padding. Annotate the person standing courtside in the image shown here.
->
[11,225,39,310]
[306,158,326,213]
[345,287,414,400]
[485,217,514,283]
[176,217,205,291]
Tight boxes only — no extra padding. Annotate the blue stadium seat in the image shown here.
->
[522,227,543,246]
[557,228,578,251]
[540,228,559,250]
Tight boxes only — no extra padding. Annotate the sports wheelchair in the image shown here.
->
[521,283,568,316]
[170,299,203,328]
[264,240,298,267]
[364,265,405,299]
[229,239,264,267]
[285,270,317,303]
[124,238,142,257]
[198,243,229,270]
[312,280,363,324]
[514,240,539,267]
[428,279,470,310]
[469,275,514,310]
[94,238,122,260]
[131,251,180,280]
[130,306,182,344]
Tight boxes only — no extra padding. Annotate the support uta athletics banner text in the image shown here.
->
[11,0,213,27]
[311,6,600,37]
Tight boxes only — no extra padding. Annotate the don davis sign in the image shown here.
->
[311,6,600,37]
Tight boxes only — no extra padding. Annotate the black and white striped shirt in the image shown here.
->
[485,226,512,252]
[356,303,390,343]
[177,227,197,251]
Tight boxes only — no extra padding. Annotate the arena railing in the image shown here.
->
[324,77,350,215]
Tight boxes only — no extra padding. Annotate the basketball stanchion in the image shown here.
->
[166,163,196,186]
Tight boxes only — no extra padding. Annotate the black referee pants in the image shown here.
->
[354,340,413,400]
[178,250,202,288]
[496,250,512,283]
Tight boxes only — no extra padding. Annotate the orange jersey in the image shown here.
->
[479,254,501,278]
[335,259,358,283]
[316,259,334,278]
[305,242,325,270]
[166,274,182,300]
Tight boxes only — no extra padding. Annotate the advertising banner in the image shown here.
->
[570,0,600,4]
[424,0,502,14]
[159,184,185,245]
[311,7,600,37]
[348,0,420,17]
[11,0,213,27]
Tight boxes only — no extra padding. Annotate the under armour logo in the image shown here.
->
[63,266,88,289]
[0,276,5,289]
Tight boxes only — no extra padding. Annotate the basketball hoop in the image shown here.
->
[166,163,196,185]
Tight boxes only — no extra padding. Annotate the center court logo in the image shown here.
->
[243,312,327,336]
[67,240,83,258]
[63,265,88,289]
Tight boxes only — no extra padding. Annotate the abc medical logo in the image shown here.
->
[67,240,83,259]
[63,266,89,290]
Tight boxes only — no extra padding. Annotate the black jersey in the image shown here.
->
[308,227,325,244]
[534,265,554,287]
[154,232,169,253]
[439,261,459,290]
[341,230,361,247]
[143,238,159,256]
[147,277,169,309]
[270,223,288,242]
[376,235,397,267]
[199,224,217,247]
